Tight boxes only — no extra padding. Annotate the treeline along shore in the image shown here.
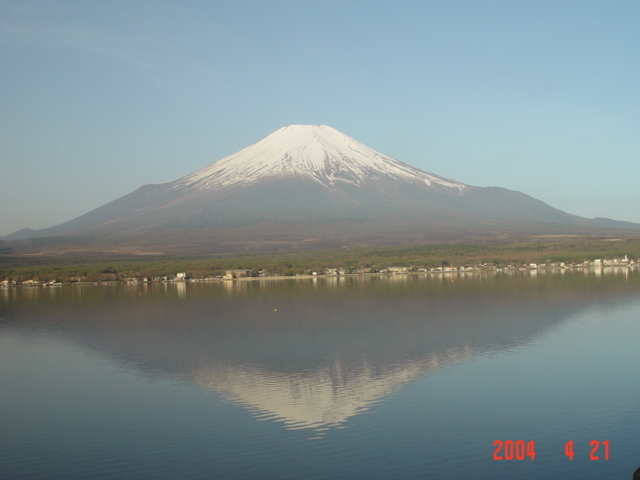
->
[1,239,640,287]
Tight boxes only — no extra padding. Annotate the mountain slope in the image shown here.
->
[4,124,640,252]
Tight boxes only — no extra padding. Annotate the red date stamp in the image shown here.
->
[565,440,610,460]
[493,440,610,460]
[493,440,536,460]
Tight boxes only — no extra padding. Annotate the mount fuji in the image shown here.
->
[5,125,640,254]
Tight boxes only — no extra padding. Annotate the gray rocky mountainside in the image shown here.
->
[4,125,640,253]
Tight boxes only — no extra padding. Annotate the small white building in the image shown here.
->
[389,266,410,273]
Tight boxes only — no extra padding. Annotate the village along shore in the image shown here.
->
[2,255,638,289]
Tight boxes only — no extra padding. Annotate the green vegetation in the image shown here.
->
[1,239,640,282]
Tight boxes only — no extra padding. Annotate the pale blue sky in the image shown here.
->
[1,0,639,236]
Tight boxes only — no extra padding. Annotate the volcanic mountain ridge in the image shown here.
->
[4,124,640,254]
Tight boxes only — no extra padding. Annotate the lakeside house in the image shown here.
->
[389,266,410,273]
[224,269,252,279]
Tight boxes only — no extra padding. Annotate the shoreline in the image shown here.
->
[2,262,638,289]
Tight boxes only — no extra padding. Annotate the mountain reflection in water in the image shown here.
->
[193,345,473,430]
[2,269,638,432]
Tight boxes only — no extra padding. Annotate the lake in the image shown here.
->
[1,269,639,479]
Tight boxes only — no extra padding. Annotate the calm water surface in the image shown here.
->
[1,270,639,479]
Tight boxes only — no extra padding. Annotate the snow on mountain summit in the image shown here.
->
[173,125,466,192]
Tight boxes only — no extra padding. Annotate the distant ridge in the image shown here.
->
[3,125,640,254]
[4,228,37,241]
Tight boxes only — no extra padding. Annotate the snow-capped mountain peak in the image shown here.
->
[9,125,640,252]
[173,125,466,192]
